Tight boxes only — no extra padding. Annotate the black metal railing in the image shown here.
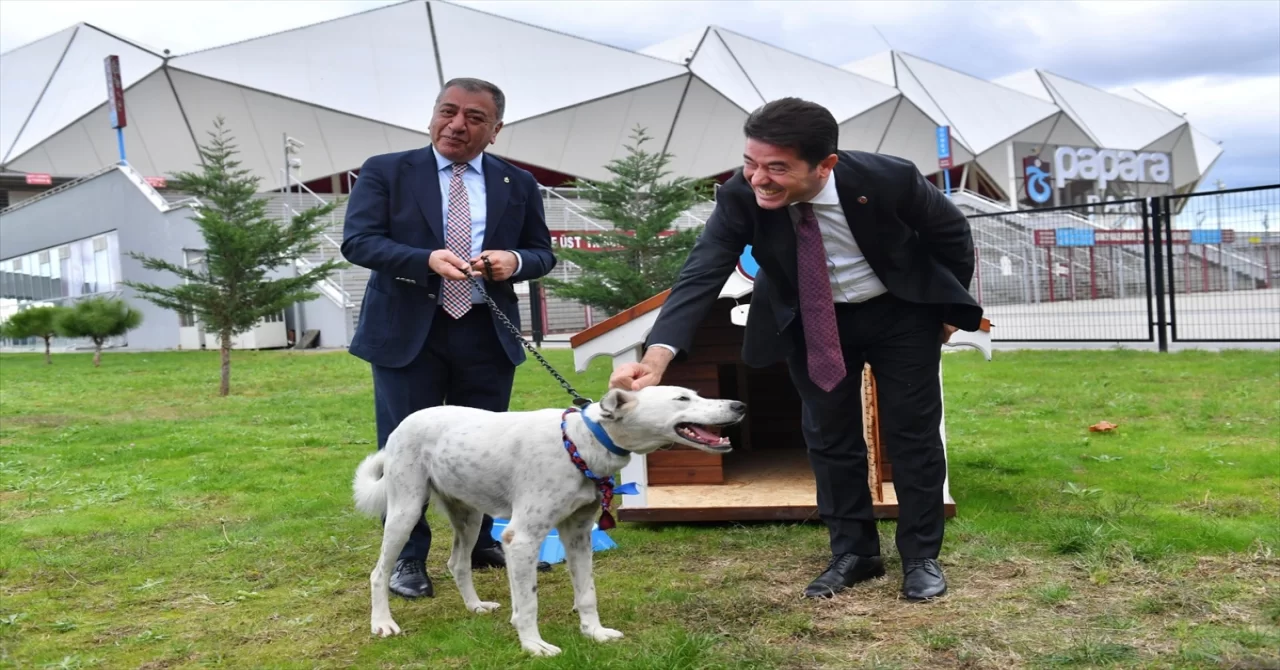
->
[964,184,1279,345]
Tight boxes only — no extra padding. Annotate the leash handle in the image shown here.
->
[467,256,591,408]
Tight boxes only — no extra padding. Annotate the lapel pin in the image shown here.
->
[504,176,510,183]
[858,195,868,204]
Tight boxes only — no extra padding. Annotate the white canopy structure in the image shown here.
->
[0,2,1223,204]
[995,69,1223,193]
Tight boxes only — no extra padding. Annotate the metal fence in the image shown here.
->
[966,199,1156,342]
[525,185,1280,345]
[1162,185,1280,343]
[965,184,1279,345]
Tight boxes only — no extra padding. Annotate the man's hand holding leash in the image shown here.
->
[472,251,518,281]
[429,249,478,280]
[429,249,519,282]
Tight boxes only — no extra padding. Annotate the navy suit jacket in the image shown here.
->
[341,147,556,368]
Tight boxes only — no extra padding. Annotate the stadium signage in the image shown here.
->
[104,55,127,130]
[1034,228,1235,247]
[1052,146,1171,190]
[549,230,676,252]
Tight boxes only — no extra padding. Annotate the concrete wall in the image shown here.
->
[1,168,355,350]
[0,169,206,350]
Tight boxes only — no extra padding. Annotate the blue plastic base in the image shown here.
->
[489,518,618,565]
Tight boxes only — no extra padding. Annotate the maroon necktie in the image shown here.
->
[795,203,846,392]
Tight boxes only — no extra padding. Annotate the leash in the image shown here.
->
[465,255,592,409]
[459,261,639,528]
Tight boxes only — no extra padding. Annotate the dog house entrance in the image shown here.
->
[623,363,918,522]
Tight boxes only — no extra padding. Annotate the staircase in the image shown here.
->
[951,190,1263,306]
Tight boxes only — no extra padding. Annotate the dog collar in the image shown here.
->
[578,403,630,457]
[560,408,639,531]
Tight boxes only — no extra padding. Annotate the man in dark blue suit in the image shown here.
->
[341,78,557,599]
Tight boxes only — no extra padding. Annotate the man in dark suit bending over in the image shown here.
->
[610,98,982,602]
[342,78,557,599]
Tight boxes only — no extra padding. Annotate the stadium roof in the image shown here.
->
[0,0,1222,200]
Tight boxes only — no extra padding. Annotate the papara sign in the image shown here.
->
[1053,146,1171,191]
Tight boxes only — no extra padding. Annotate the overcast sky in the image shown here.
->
[1,0,1276,190]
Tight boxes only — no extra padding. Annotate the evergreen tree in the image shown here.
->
[543,126,714,315]
[54,297,143,367]
[0,305,67,364]
[123,117,345,396]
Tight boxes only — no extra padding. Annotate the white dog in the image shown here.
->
[352,385,746,656]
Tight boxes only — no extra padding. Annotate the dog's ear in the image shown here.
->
[598,388,638,420]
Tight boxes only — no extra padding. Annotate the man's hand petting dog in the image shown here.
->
[610,347,674,391]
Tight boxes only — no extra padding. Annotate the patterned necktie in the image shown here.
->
[441,162,472,319]
[795,203,846,392]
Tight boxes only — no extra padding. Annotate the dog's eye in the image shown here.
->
[676,395,690,402]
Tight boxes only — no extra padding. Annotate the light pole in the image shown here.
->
[284,134,306,346]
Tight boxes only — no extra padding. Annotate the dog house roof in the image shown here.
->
[569,270,753,373]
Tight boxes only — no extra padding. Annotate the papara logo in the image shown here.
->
[1053,147,1171,190]
[1022,156,1052,204]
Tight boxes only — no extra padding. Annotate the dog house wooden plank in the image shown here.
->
[647,465,724,485]
[647,449,724,468]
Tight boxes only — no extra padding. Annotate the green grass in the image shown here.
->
[1,347,1278,669]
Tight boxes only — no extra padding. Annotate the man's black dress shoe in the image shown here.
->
[472,543,552,572]
[803,553,886,599]
[390,558,433,598]
[902,558,947,601]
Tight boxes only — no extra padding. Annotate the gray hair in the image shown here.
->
[437,77,506,122]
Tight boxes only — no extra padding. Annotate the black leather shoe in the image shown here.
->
[803,553,885,599]
[472,543,552,572]
[902,558,947,601]
[389,559,433,598]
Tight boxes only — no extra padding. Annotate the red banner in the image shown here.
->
[104,55,127,129]
[549,230,675,252]
[144,176,167,188]
[24,173,52,186]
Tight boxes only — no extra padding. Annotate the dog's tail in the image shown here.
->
[352,450,389,518]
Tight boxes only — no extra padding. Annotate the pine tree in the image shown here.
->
[0,305,67,364]
[54,297,143,367]
[543,126,714,315]
[123,117,345,396]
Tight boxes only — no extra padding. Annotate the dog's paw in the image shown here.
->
[521,639,562,657]
[371,618,401,637]
[584,625,624,643]
[470,601,501,614]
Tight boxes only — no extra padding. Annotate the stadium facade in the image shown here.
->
[0,0,1232,350]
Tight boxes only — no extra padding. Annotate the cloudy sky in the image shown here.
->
[1,0,1276,190]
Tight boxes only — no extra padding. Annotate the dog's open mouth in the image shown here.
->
[675,423,732,450]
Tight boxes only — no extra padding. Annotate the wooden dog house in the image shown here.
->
[569,249,992,523]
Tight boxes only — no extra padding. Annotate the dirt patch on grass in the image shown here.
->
[2,414,76,428]
[675,549,1280,669]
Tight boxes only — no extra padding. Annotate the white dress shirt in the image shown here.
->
[793,171,887,304]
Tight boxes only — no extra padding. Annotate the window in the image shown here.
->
[0,231,120,306]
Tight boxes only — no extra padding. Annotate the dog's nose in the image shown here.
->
[730,401,746,414]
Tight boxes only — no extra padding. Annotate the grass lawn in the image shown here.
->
[1,347,1277,669]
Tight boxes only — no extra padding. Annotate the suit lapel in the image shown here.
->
[409,147,444,244]
[832,159,876,253]
[482,154,509,250]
